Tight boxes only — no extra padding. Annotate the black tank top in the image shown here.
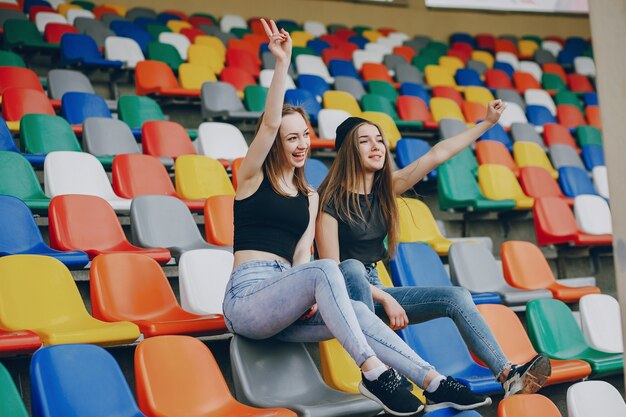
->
[234,175,310,263]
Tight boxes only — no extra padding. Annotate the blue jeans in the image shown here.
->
[345,265,511,378]
[223,259,437,386]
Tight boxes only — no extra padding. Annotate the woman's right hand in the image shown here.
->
[382,294,409,330]
[261,18,292,64]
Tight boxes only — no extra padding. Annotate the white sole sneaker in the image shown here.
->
[358,381,424,416]
[503,355,551,398]
[424,396,492,412]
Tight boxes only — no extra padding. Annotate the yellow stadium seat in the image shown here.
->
[464,86,495,106]
[194,35,226,58]
[0,255,140,346]
[167,20,192,33]
[376,262,394,287]
[290,30,314,47]
[478,164,534,210]
[425,65,457,88]
[471,50,494,69]
[178,63,217,90]
[188,44,224,75]
[320,338,425,398]
[397,198,453,255]
[322,91,362,117]
[58,3,81,16]
[513,142,558,179]
[430,97,465,123]
[361,111,401,150]
[518,39,539,58]
[175,155,235,200]
[103,3,127,16]
[438,56,464,75]
[361,30,383,42]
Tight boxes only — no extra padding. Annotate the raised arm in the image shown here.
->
[392,99,506,195]
[236,19,292,192]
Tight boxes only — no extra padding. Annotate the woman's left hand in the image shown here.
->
[485,99,507,124]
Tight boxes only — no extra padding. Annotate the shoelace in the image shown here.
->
[445,378,467,392]
[379,369,402,393]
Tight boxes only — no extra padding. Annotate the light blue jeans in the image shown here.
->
[345,265,511,378]
[223,258,437,387]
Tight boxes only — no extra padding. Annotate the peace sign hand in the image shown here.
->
[261,18,292,64]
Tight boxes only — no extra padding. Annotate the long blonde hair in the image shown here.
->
[255,105,312,197]
[318,120,399,257]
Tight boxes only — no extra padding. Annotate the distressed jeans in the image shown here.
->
[344,264,511,378]
[223,258,437,386]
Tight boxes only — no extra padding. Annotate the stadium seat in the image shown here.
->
[244,85,267,112]
[449,242,552,311]
[135,60,200,97]
[130,195,222,260]
[510,123,545,148]
[285,88,322,121]
[2,87,55,131]
[195,122,247,164]
[30,344,145,416]
[126,7,157,21]
[497,102,527,129]
[549,144,585,171]
[0,50,26,67]
[554,90,583,111]
[525,89,556,115]
[498,394,562,417]
[362,93,422,129]
[395,63,424,85]
[61,92,111,128]
[147,41,183,71]
[584,106,602,129]
[0,195,88,268]
[519,60,542,82]
[21,114,81,158]
[178,63,217,90]
[104,36,145,68]
[396,96,438,130]
[455,68,483,87]
[568,380,626,417]
[201,196,235,248]
[464,86,494,106]
[495,88,525,110]
[141,120,196,162]
[574,56,596,77]
[295,54,333,83]
[526,105,556,130]
[112,154,203,212]
[3,18,59,51]
[391,242,501,305]
[60,33,123,68]
[43,22,77,44]
[527,299,623,377]
[395,138,436,178]
[513,71,540,94]
[368,80,399,104]
[462,101,487,123]
[201,81,262,121]
[558,166,598,198]
[226,47,260,78]
[397,197,453,254]
[0,151,50,212]
[478,164,533,209]
[501,240,600,302]
[118,95,166,135]
[542,72,567,94]
[178,249,234,315]
[0,362,30,416]
[135,335,297,417]
[430,97,464,123]
[543,123,578,150]
[532,197,612,246]
[304,158,328,190]
[400,82,431,104]
[475,140,518,176]
[188,44,224,75]
[0,255,140,345]
[317,108,350,139]
[297,74,331,101]
[424,65,457,88]
[556,104,586,129]
[592,165,609,199]
[334,75,366,101]
[230,335,385,416]
[519,166,572,205]
[259,69,297,90]
[83,118,141,167]
[567,73,594,94]
[574,194,612,235]
[479,122,513,150]
[175,155,235,200]
[579,294,623,354]
[323,90,362,116]
[478,304,591,387]
[90,253,225,336]
[360,111,402,150]
[513,142,558,179]
[484,69,513,89]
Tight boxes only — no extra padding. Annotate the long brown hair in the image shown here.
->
[318,120,399,257]
[255,105,312,197]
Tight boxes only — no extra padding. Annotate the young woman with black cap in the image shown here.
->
[315,101,552,411]
[222,19,488,416]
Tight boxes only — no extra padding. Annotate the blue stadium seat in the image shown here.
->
[61,92,112,126]
[132,17,159,30]
[583,92,598,107]
[455,68,483,86]
[526,105,557,128]
[400,82,430,106]
[581,144,605,170]
[60,34,123,69]
[30,344,146,417]
[558,49,578,68]
[493,61,514,78]
[23,0,51,14]
[111,21,154,54]
[558,166,598,198]
[565,37,588,53]
[347,35,368,49]
[399,317,502,394]
[306,38,330,55]
[328,59,360,79]
[450,32,476,47]
[391,242,502,305]
[0,195,89,268]
[478,122,513,151]
[305,158,328,189]
[297,74,330,101]
[284,89,321,121]
[395,138,437,181]
[157,12,182,24]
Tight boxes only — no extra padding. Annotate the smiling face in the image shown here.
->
[279,112,310,169]
[356,123,386,173]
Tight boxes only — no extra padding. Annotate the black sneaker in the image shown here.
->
[423,376,492,411]
[503,354,551,398]
[358,368,424,416]
[399,373,413,390]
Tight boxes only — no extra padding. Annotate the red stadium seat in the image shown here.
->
[567,73,594,93]
[519,166,573,205]
[142,120,197,159]
[475,140,519,176]
[484,69,513,89]
[0,329,41,356]
[396,96,438,130]
[556,104,586,129]
[225,48,261,78]
[513,71,541,94]
[135,60,200,98]
[43,23,77,44]
[220,66,256,97]
[432,86,463,107]
[585,106,602,129]
[204,195,235,247]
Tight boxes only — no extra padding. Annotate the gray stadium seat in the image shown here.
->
[495,88,526,110]
[395,63,424,85]
[261,51,298,78]
[467,60,487,77]
[199,25,236,45]
[382,54,407,73]
[74,17,114,49]
[201,82,262,121]
[534,49,557,65]
[130,195,224,260]
[47,69,95,100]
[230,335,382,417]
[549,144,586,170]
[439,118,467,139]
[125,7,157,20]
[334,76,367,101]
[511,122,546,148]
[403,36,430,53]
[449,241,552,311]
[0,10,27,28]
[83,118,140,165]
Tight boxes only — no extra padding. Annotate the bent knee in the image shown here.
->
[448,286,474,306]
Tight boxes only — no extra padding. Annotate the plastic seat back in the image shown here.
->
[527,105,556,127]
[200,81,247,117]
[464,86,494,106]
[47,69,95,100]
[449,241,506,293]
[333,75,366,101]
[317,109,350,139]
[104,36,145,68]
[146,41,183,71]
[558,166,597,198]
[510,122,544,148]
[499,394,562,417]
[430,97,464,122]
[204,195,235,247]
[285,88,322,120]
[21,114,81,154]
[0,362,28,417]
[83,118,140,157]
[319,338,363,393]
[498,101,527,128]
[424,65,456,88]
[557,104,585,129]
[568,380,626,417]
[304,158,328,189]
[2,87,54,122]
[0,195,48,254]
[178,249,234,315]
[118,95,165,129]
[475,140,517,174]
[513,142,557,178]
[525,89,556,115]
[197,122,248,161]
[135,60,185,96]
[175,155,235,199]
[31,344,145,417]
[397,198,451,252]
[501,240,560,290]
[478,164,533,209]
[0,151,48,201]
[142,120,196,159]
[391,242,451,287]
[533,197,580,245]
[579,295,623,354]
[574,195,612,235]
[178,63,216,90]
[550,144,585,171]
[519,166,567,200]
[361,111,401,150]
[322,90,362,116]
[61,92,111,125]
[112,154,176,198]
[592,166,609,199]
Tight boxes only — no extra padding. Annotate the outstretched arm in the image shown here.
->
[392,99,506,195]
[236,19,292,193]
